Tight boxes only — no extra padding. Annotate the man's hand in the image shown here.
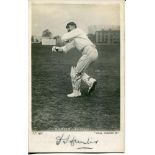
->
[52,46,58,52]
[52,46,63,53]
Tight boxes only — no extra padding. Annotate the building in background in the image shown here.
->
[88,25,120,45]
[88,25,120,34]
[41,38,56,45]
[95,29,120,44]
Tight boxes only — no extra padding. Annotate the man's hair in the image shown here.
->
[66,22,77,29]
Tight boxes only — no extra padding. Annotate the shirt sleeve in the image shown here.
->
[61,28,82,42]
[60,40,75,53]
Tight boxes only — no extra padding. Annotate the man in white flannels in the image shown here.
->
[52,22,98,97]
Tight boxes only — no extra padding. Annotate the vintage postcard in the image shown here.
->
[29,0,125,153]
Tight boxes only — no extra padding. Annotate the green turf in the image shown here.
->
[32,44,120,131]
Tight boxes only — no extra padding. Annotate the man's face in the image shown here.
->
[67,25,75,32]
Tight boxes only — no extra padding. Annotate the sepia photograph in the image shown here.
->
[29,0,125,153]
[3,0,155,155]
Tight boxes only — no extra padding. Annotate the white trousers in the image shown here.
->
[70,45,98,91]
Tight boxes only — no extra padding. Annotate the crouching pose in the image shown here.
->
[52,22,98,97]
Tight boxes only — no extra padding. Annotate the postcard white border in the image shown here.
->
[28,0,125,152]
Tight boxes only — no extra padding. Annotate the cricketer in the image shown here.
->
[52,22,98,97]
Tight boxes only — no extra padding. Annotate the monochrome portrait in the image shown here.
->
[29,0,125,153]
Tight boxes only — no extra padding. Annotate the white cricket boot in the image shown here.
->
[67,90,81,98]
[88,78,97,94]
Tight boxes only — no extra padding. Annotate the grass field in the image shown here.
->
[32,44,120,131]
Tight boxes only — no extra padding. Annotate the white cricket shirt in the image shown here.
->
[61,28,94,53]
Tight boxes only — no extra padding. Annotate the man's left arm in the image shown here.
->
[52,40,74,54]
[61,28,82,42]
